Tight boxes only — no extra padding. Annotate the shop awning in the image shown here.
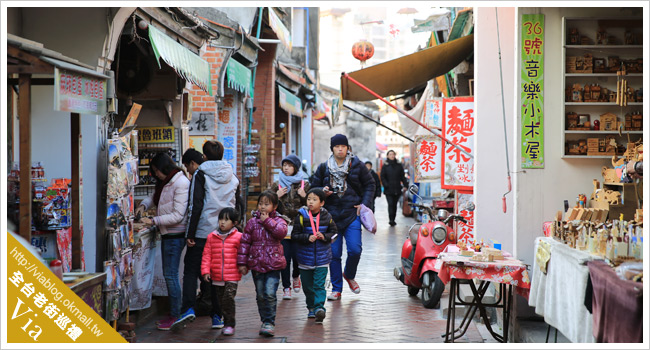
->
[226,58,251,96]
[148,24,212,95]
[278,84,302,117]
[340,34,474,101]
[312,93,331,121]
[268,7,292,50]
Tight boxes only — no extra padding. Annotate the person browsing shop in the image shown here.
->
[136,152,190,331]
[172,140,239,331]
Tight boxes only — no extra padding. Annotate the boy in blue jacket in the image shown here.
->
[292,189,338,324]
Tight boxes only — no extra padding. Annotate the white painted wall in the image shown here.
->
[513,7,643,268]
[10,7,114,272]
[475,7,516,254]
[301,112,313,176]
[476,7,643,268]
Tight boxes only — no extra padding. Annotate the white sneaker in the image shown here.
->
[293,277,301,293]
[327,291,341,301]
[282,288,292,300]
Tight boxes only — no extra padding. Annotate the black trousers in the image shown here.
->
[385,194,400,223]
[212,283,237,327]
[280,239,300,289]
[181,238,211,313]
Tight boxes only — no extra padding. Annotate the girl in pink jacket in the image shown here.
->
[237,190,287,337]
[201,207,242,336]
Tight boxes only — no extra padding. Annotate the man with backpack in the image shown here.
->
[310,134,375,301]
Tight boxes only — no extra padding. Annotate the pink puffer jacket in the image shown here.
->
[140,171,190,235]
[237,211,287,273]
[201,229,243,282]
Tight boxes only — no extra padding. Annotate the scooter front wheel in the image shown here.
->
[407,286,420,296]
[421,271,444,309]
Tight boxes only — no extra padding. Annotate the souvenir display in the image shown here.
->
[103,131,140,322]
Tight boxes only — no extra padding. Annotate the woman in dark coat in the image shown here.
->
[380,150,408,226]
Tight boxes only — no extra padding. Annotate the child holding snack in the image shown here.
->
[237,190,287,337]
[291,188,338,324]
[269,154,310,299]
[201,208,242,336]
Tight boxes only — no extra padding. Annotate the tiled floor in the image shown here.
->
[135,198,494,343]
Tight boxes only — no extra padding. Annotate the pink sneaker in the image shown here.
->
[156,315,174,326]
[222,326,235,336]
[343,274,360,294]
[157,316,177,331]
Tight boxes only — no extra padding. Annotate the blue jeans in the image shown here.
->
[252,270,281,325]
[330,216,362,293]
[161,237,185,318]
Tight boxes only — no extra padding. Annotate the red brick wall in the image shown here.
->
[252,43,278,186]
[189,44,248,181]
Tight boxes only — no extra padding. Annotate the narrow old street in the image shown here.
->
[135,198,493,343]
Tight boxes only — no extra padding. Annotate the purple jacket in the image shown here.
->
[237,210,287,273]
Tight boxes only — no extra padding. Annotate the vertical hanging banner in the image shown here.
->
[455,191,475,245]
[441,97,475,191]
[521,14,545,168]
[414,135,442,182]
[218,89,239,171]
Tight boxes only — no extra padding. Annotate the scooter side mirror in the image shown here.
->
[408,184,419,196]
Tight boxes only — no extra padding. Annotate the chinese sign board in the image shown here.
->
[278,85,303,117]
[137,127,175,144]
[414,135,442,183]
[455,191,475,245]
[188,111,216,136]
[521,14,545,168]
[217,89,239,171]
[54,68,107,115]
[424,98,443,129]
[441,97,475,191]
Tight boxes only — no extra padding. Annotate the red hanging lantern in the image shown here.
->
[351,40,374,67]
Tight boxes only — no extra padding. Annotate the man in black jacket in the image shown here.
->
[365,161,381,212]
[380,150,408,226]
[311,134,375,301]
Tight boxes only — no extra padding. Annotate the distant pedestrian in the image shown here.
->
[237,190,288,337]
[136,152,190,331]
[310,134,375,301]
[364,161,382,212]
[269,154,310,300]
[380,150,408,226]
[172,140,239,331]
[292,189,338,324]
[201,207,242,336]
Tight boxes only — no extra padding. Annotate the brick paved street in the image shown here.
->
[135,198,492,343]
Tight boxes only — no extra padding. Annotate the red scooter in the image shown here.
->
[394,185,473,308]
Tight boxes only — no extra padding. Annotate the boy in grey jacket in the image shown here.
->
[172,140,239,331]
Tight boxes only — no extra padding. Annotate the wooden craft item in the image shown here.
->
[602,166,620,184]
[603,190,621,205]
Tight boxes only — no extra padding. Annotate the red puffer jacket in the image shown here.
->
[237,210,287,273]
[201,229,243,282]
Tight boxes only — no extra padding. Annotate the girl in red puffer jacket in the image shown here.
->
[201,208,242,336]
[237,190,287,337]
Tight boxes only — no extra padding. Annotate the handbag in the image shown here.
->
[359,204,377,234]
